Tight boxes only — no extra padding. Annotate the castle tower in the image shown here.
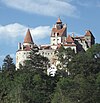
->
[51,18,67,49]
[16,29,35,69]
[84,30,95,48]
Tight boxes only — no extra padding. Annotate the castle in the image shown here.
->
[16,18,95,69]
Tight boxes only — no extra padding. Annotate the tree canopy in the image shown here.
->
[0,44,100,103]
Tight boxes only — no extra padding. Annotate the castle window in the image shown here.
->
[52,33,55,36]
[57,39,59,41]
[29,45,31,47]
[53,39,55,41]
[57,33,59,36]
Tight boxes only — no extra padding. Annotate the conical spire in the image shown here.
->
[56,17,62,24]
[24,29,33,43]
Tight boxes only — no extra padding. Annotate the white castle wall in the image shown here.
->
[64,46,77,53]
[51,36,62,45]
[39,49,55,63]
[16,50,30,70]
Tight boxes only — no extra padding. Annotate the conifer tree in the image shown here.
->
[2,55,15,72]
[23,47,49,74]
[52,44,100,103]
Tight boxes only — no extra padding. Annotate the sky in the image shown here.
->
[0,0,100,66]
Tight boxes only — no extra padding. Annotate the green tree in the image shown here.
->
[18,48,57,103]
[68,44,100,77]
[23,48,49,74]
[16,69,58,103]
[57,46,75,69]
[52,77,79,103]
[52,44,100,103]
[87,43,100,59]
[0,55,17,103]
[66,43,100,103]
[0,72,16,103]
[2,55,15,72]
[56,46,75,77]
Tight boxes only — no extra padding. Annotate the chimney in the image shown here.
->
[18,43,21,50]
[85,30,88,34]
[72,32,74,37]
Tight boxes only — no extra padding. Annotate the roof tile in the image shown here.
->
[51,28,66,36]
[24,29,33,43]
[66,35,74,43]
[85,30,93,36]
[56,17,62,24]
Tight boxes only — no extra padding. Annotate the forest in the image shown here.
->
[0,43,100,103]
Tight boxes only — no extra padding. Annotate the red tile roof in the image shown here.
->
[40,45,51,49]
[85,30,93,36]
[64,44,76,46]
[24,29,33,43]
[66,35,74,43]
[51,28,66,36]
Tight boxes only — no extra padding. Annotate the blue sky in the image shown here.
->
[0,0,100,66]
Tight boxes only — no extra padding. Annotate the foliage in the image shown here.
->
[24,48,49,74]
[57,46,75,65]
[56,46,75,76]
[52,44,100,103]
[0,44,100,103]
[2,55,15,72]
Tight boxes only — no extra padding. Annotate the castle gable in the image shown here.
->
[66,35,74,43]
